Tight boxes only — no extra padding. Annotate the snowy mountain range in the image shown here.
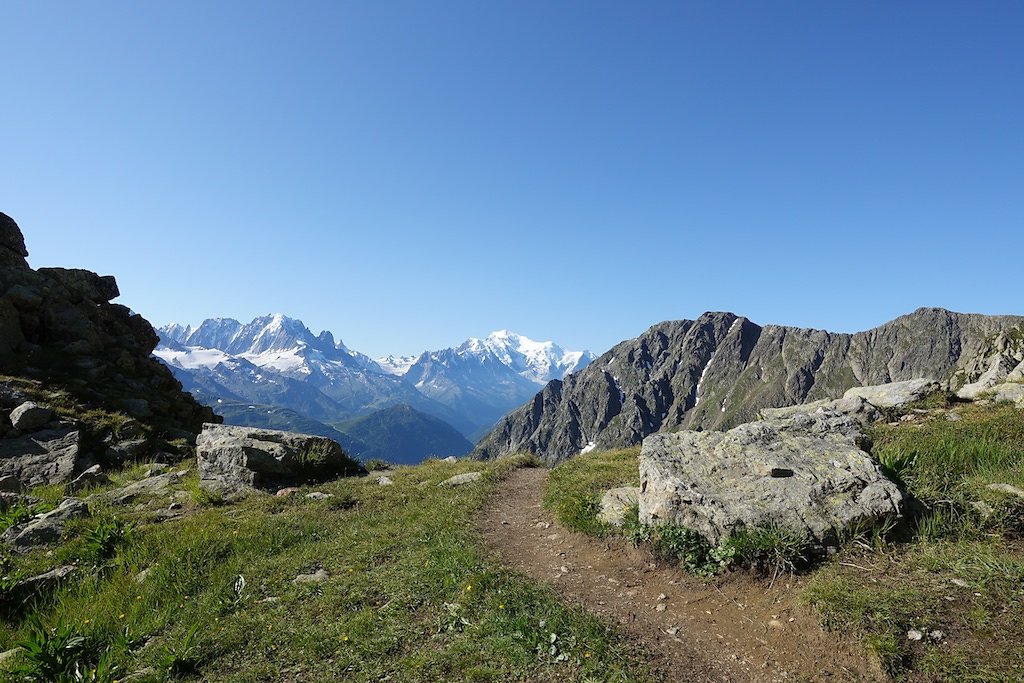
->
[154,314,593,453]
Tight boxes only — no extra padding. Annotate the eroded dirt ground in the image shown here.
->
[477,467,885,683]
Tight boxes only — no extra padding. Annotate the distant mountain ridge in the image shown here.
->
[154,315,593,459]
[473,308,1024,465]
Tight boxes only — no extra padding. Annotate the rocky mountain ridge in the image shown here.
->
[474,308,1024,465]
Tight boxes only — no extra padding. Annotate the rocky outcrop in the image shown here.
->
[196,424,364,496]
[638,410,905,546]
[475,309,1023,464]
[0,211,216,436]
[2,498,89,552]
[0,426,81,487]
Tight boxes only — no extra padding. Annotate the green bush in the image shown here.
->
[83,517,136,561]
[721,523,813,577]
[652,525,721,576]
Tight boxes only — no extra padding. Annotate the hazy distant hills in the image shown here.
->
[336,404,474,464]
[154,314,592,460]
[474,308,1024,465]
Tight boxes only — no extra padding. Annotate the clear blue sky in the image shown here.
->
[2,2,1022,358]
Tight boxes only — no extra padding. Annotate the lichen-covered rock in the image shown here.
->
[0,427,81,487]
[638,411,904,546]
[9,401,53,431]
[197,424,363,496]
[759,396,877,422]
[842,379,940,408]
[598,486,640,527]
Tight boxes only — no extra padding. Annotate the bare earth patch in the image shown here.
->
[477,467,886,683]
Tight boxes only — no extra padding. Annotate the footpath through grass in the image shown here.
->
[543,403,1024,682]
[1,455,655,683]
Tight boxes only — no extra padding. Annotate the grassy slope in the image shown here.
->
[543,403,1024,682]
[1,457,654,683]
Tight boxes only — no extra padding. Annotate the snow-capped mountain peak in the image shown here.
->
[457,330,594,384]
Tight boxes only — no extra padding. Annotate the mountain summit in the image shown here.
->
[387,331,594,436]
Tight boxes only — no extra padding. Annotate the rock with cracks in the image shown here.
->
[0,427,82,487]
[639,409,905,546]
[842,379,939,408]
[196,423,360,497]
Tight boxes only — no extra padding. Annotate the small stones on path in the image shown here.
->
[656,604,667,612]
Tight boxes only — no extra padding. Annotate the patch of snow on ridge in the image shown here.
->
[694,351,717,407]
[580,441,597,455]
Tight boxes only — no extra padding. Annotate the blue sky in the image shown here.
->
[2,2,1021,357]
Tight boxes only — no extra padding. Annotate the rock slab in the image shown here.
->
[196,423,359,495]
[0,427,81,487]
[639,410,905,545]
[842,379,940,408]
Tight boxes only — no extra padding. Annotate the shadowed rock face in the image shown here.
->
[0,211,216,435]
[474,309,1023,465]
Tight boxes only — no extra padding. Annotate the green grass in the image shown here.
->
[542,448,640,537]
[805,403,1024,681]
[1,454,655,682]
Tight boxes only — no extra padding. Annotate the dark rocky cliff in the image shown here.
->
[0,211,216,438]
[474,309,1023,465]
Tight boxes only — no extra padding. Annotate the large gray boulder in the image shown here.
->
[842,379,940,408]
[638,410,904,546]
[0,427,81,487]
[196,423,359,496]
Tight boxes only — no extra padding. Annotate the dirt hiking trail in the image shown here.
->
[477,467,886,683]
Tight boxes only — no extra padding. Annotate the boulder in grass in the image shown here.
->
[639,410,905,546]
[196,423,364,497]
